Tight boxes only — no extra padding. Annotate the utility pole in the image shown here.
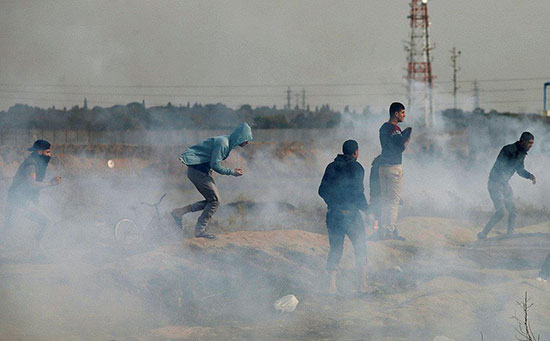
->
[286,87,292,110]
[405,0,435,126]
[473,80,480,111]
[302,88,306,110]
[450,46,461,113]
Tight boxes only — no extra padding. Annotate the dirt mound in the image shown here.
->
[2,224,550,340]
[397,216,477,246]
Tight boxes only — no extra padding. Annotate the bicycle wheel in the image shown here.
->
[114,218,140,243]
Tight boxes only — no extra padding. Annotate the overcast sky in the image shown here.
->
[0,0,549,113]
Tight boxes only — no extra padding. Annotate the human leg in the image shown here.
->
[380,165,403,238]
[187,168,220,238]
[326,210,345,293]
[171,201,207,229]
[345,211,369,292]
[1,203,17,245]
[479,182,505,239]
[377,167,391,239]
[25,204,50,250]
[502,183,516,235]
[171,168,213,229]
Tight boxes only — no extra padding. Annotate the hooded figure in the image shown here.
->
[180,123,253,176]
[3,140,62,250]
[318,139,369,294]
[172,123,253,239]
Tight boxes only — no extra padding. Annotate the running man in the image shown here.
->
[171,123,253,239]
[477,132,536,239]
[3,140,62,249]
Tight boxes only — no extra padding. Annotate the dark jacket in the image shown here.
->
[488,141,532,184]
[379,122,410,165]
[7,153,47,206]
[369,154,382,201]
[318,154,368,211]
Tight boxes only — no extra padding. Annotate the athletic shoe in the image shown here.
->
[477,232,487,240]
[194,230,216,239]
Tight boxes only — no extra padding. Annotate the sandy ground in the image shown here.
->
[0,214,549,340]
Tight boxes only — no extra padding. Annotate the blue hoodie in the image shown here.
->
[180,123,253,175]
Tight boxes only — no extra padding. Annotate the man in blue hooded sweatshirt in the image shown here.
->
[171,123,253,239]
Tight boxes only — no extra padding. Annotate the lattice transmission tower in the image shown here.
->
[405,0,435,126]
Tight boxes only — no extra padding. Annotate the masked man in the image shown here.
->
[3,140,62,248]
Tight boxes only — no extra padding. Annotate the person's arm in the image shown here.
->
[516,155,535,183]
[26,165,62,189]
[318,165,332,205]
[390,127,409,152]
[353,164,369,212]
[402,127,412,150]
[209,141,236,176]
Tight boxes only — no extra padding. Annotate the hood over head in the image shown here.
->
[333,153,357,168]
[229,123,253,150]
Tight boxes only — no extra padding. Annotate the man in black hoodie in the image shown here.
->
[319,140,369,294]
[3,140,62,248]
[477,132,536,239]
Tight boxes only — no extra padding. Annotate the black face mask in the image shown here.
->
[31,152,50,182]
[39,154,51,164]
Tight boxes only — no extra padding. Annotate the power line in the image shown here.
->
[0,76,547,89]
[0,87,543,98]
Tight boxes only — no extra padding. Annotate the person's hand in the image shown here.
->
[233,168,244,177]
[403,127,412,140]
[50,176,62,186]
[531,174,536,185]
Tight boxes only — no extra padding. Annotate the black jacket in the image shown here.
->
[318,154,368,211]
[488,141,532,184]
[7,153,47,205]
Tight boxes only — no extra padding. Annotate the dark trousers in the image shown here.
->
[326,209,367,271]
[481,181,516,236]
[174,167,220,231]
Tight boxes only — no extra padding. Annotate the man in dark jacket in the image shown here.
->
[3,140,62,248]
[319,140,369,294]
[477,132,536,239]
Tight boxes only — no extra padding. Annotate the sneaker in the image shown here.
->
[477,232,487,240]
[506,228,514,235]
[194,230,216,239]
[170,211,183,230]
